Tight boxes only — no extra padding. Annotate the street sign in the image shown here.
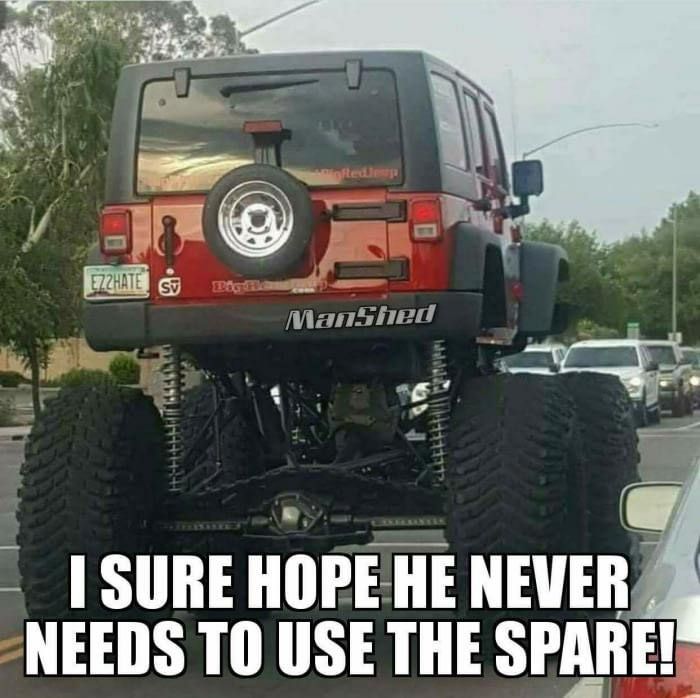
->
[668,332,683,343]
[627,322,640,339]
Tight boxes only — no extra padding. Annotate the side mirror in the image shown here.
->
[620,482,682,534]
[512,159,544,197]
[648,361,659,372]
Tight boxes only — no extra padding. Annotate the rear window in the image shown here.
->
[564,346,639,368]
[503,351,553,369]
[137,70,403,193]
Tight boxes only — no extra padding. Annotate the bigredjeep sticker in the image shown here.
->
[285,304,437,331]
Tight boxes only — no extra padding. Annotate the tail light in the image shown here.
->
[100,210,132,256]
[611,642,700,698]
[410,199,442,242]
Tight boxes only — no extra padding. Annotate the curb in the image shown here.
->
[564,678,605,698]
[0,428,30,443]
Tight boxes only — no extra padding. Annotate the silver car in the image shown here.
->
[606,461,700,696]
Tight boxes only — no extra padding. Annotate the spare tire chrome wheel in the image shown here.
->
[218,181,294,259]
[203,164,314,279]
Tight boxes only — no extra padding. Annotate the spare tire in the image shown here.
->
[202,163,314,279]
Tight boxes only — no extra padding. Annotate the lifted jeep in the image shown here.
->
[17,51,640,619]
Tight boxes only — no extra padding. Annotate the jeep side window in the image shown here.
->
[430,73,467,171]
[482,107,507,188]
[462,91,485,177]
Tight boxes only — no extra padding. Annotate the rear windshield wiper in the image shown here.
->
[220,78,318,98]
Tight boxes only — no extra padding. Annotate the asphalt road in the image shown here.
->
[1,414,699,696]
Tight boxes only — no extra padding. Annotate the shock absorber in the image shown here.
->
[162,344,184,493]
[427,339,450,481]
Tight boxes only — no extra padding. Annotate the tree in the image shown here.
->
[608,192,700,342]
[0,2,256,415]
[569,319,621,342]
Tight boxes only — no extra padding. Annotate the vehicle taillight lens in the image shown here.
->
[611,642,700,698]
[410,199,442,241]
[100,210,132,256]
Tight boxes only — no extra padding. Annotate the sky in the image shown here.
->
[199,0,700,242]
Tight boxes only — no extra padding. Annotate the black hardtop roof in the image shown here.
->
[121,49,493,103]
[106,49,496,203]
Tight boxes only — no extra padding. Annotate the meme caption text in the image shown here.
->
[24,553,676,678]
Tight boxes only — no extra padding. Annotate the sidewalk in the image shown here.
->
[0,425,30,442]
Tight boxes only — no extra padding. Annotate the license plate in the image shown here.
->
[83,264,150,301]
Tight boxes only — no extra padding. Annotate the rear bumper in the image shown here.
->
[84,291,483,350]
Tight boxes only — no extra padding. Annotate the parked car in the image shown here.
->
[642,340,693,417]
[499,343,567,375]
[680,346,700,407]
[561,339,660,426]
[608,460,700,697]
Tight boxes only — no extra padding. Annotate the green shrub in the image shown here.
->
[108,354,141,385]
[56,368,115,389]
[0,370,25,388]
[0,397,14,426]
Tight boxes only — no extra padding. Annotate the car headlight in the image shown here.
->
[660,380,670,388]
[691,376,700,387]
[410,382,429,418]
[628,376,642,388]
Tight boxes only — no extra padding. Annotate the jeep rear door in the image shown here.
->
[138,70,402,301]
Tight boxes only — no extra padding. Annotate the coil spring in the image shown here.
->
[162,344,184,493]
[427,339,450,481]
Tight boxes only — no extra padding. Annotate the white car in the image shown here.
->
[499,343,568,375]
[561,339,660,426]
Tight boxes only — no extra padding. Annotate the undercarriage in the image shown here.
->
[158,338,476,550]
[16,338,643,620]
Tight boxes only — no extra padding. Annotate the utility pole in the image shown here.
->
[672,207,678,340]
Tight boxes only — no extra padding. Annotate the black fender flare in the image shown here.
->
[518,240,569,336]
[449,222,504,290]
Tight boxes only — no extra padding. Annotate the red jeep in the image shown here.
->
[17,51,640,618]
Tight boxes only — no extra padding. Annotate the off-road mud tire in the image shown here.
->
[180,382,269,619]
[17,383,166,619]
[446,373,586,633]
[560,372,643,582]
[181,382,266,489]
[446,373,585,613]
[202,163,314,279]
